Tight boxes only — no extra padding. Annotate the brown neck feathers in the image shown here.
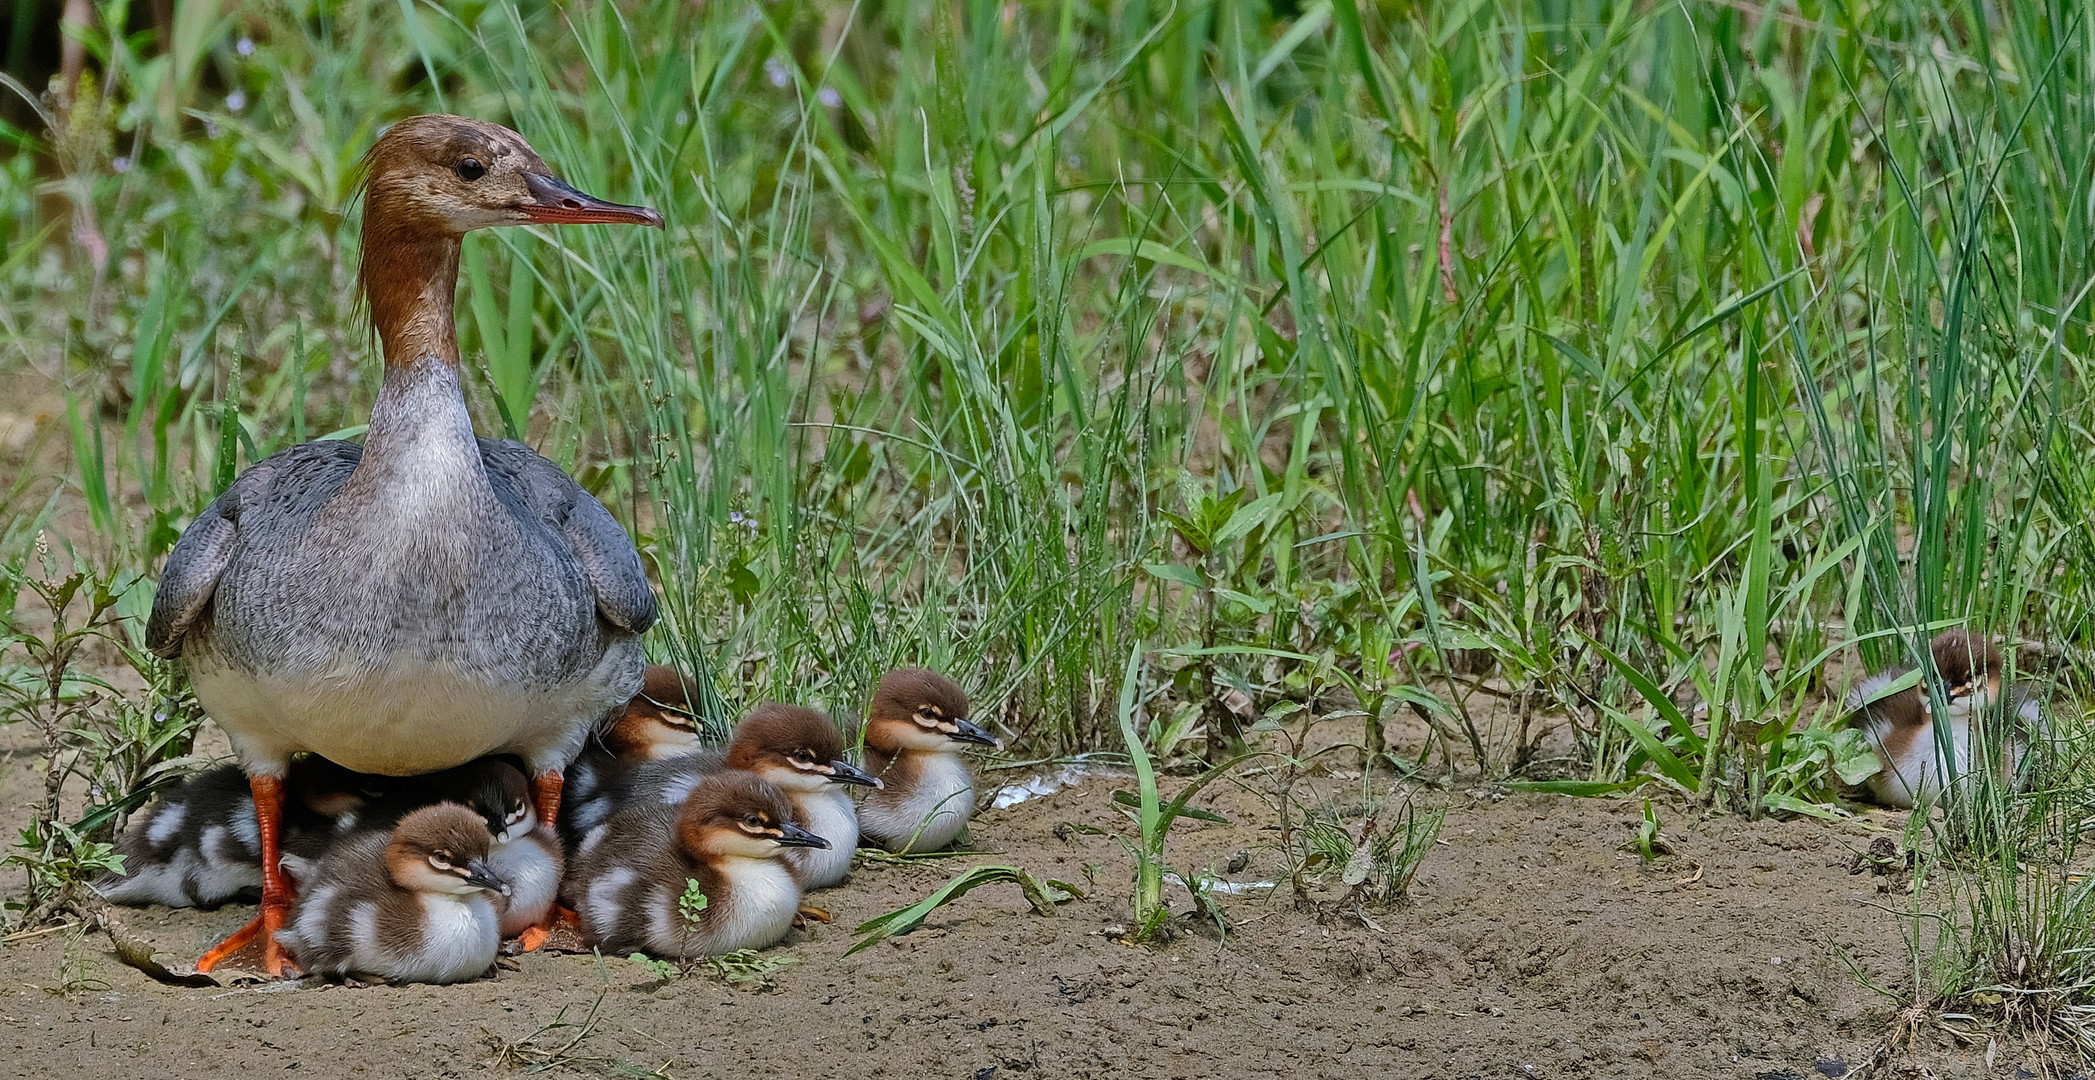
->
[360,209,462,368]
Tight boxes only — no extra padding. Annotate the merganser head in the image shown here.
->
[359,114,663,237]
[724,703,882,792]
[864,668,999,756]
[385,804,511,898]
[1931,628,2004,716]
[602,665,704,761]
[675,772,830,861]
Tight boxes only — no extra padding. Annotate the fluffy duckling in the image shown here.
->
[1849,628,2045,808]
[382,758,563,940]
[612,704,881,889]
[858,669,999,853]
[561,665,703,842]
[96,756,386,908]
[566,771,827,957]
[277,804,511,984]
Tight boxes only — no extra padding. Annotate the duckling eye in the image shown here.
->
[742,815,765,830]
[457,157,486,181]
[791,750,815,766]
[428,854,453,872]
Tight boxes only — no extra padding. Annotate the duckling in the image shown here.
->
[369,758,563,940]
[612,704,881,889]
[276,803,511,984]
[561,665,703,842]
[566,771,827,957]
[96,756,387,908]
[1849,628,2045,808]
[857,669,1000,853]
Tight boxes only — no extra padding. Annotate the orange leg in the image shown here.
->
[513,770,572,953]
[196,774,301,977]
[531,769,564,831]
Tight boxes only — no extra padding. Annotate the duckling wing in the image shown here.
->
[479,440,657,634]
[145,441,364,658]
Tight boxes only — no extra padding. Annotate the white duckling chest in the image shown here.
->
[396,893,500,984]
[704,860,801,953]
[868,754,975,851]
[786,788,859,888]
[1862,707,1974,810]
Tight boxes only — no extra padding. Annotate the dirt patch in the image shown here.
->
[0,711,2033,1080]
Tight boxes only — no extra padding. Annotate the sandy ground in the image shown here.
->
[0,705,2047,1080]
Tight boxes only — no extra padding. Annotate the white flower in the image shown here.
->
[112,156,131,173]
[226,89,247,112]
[817,86,841,108]
[764,56,791,88]
[236,37,255,56]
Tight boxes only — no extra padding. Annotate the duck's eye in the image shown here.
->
[791,750,814,766]
[743,815,765,830]
[457,157,486,181]
[428,854,453,872]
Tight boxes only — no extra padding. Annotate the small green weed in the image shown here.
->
[850,865,1078,955]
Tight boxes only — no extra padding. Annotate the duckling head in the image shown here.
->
[1931,628,2004,717]
[455,757,534,844]
[725,703,882,792]
[385,804,511,898]
[603,665,704,761]
[676,772,830,861]
[865,668,999,756]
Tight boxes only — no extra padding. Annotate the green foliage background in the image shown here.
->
[4,1,2091,806]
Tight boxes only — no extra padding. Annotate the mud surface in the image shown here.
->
[0,711,2037,1080]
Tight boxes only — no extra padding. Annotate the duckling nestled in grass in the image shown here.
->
[96,756,385,909]
[277,804,511,984]
[1849,628,2045,809]
[566,771,827,957]
[857,669,999,853]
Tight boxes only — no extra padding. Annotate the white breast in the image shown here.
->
[1863,708,2019,809]
[1861,713,1936,809]
[786,789,859,889]
[490,836,562,937]
[865,754,975,852]
[188,644,631,775]
[391,894,500,984]
[705,860,801,954]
